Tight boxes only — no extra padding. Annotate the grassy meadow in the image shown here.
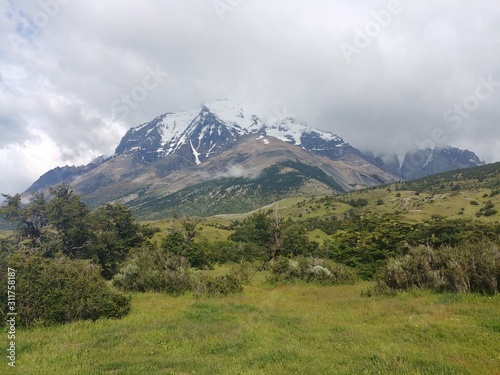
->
[13,269,500,374]
[4,164,500,374]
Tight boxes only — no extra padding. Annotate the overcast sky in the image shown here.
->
[1,0,499,195]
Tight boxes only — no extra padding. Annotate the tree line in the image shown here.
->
[1,184,498,327]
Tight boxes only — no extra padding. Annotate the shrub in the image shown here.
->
[440,242,499,294]
[476,201,497,217]
[228,261,256,285]
[483,208,498,217]
[483,200,495,210]
[377,246,444,292]
[113,245,192,296]
[192,274,243,297]
[376,242,499,295]
[470,200,479,205]
[346,198,369,207]
[0,254,130,327]
[268,256,357,285]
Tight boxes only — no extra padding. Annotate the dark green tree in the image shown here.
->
[91,203,154,279]
[161,217,209,268]
[229,209,315,263]
[281,219,318,257]
[45,184,94,258]
[0,192,53,254]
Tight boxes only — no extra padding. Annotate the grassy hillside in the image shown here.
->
[5,163,500,374]
[16,271,500,374]
[136,163,500,252]
[128,161,500,224]
[269,162,500,223]
[128,161,343,220]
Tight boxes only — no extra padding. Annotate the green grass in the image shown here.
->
[138,176,500,244]
[307,228,330,245]
[13,274,500,374]
[274,187,500,225]
[0,230,13,239]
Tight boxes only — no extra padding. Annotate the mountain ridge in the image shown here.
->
[22,100,486,217]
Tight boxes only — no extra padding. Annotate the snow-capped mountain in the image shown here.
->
[114,99,354,165]
[24,99,402,216]
[21,99,480,217]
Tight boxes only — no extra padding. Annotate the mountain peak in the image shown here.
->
[201,99,261,133]
[201,98,241,113]
[400,146,485,180]
[114,100,350,165]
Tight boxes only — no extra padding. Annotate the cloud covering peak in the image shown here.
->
[1,0,499,194]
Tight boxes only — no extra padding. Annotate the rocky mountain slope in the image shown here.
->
[399,147,485,180]
[24,100,397,215]
[23,100,486,217]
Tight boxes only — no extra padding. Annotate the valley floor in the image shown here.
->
[15,272,500,375]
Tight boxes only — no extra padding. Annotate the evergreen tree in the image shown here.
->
[46,184,93,258]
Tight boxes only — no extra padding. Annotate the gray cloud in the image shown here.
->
[1,0,499,195]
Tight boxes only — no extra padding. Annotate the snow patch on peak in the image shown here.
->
[118,99,349,165]
[264,117,344,146]
[265,119,303,145]
[158,108,200,151]
[202,99,261,134]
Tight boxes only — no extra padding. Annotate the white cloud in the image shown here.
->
[0,0,499,195]
[0,128,61,193]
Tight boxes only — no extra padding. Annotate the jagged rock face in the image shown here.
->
[24,100,486,216]
[378,154,402,177]
[400,147,485,180]
[25,157,107,193]
[23,100,402,214]
[115,104,261,164]
[114,99,357,165]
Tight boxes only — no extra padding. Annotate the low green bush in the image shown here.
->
[228,261,256,285]
[112,245,192,296]
[377,242,499,295]
[192,274,243,297]
[268,256,357,285]
[0,254,130,327]
[346,198,369,207]
[377,246,443,292]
